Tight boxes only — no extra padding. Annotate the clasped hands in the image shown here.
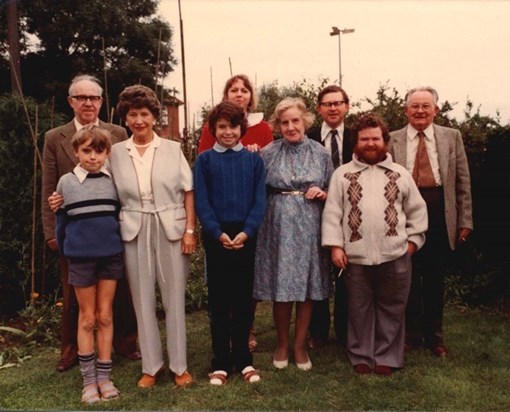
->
[305,186,327,201]
[219,232,248,250]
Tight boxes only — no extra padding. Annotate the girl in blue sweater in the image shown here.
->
[194,101,267,385]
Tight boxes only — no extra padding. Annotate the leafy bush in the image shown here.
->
[0,94,64,316]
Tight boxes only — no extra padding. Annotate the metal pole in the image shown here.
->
[178,0,188,140]
[338,33,342,87]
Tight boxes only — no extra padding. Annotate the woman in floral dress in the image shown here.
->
[254,97,334,371]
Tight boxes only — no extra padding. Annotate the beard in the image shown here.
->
[355,147,387,165]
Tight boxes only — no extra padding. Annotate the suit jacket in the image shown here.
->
[307,124,354,166]
[388,124,473,250]
[109,138,191,242]
[41,120,128,240]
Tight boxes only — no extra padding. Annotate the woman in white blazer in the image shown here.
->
[110,85,196,388]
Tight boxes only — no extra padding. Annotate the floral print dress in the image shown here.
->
[253,137,334,302]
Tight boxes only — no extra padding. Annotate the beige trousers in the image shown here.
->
[123,204,190,376]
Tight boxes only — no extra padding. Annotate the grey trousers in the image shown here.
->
[124,209,190,376]
[345,253,411,369]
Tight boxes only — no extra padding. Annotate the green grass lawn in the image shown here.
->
[1,302,509,411]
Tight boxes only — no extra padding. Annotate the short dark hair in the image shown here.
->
[116,85,161,120]
[317,85,349,105]
[72,124,112,153]
[351,113,390,143]
[222,74,258,112]
[208,101,248,138]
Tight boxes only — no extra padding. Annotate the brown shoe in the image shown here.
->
[374,365,393,376]
[432,344,449,358]
[124,351,142,361]
[137,368,164,388]
[174,371,193,387]
[354,364,372,374]
[56,356,78,372]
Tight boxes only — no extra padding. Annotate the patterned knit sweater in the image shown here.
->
[56,170,123,258]
[322,153,428,265]
[193,147,266,240]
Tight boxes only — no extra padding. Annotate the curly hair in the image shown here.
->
[116,85,161,120]
[351,112,390,143]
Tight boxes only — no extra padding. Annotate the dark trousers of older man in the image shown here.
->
[406,187,451,348]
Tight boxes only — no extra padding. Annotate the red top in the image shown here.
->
[197,118,274,154]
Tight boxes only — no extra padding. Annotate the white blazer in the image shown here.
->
[109,138,192,242]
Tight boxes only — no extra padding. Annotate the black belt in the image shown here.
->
[267,187,304,196]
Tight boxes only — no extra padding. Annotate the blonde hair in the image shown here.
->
[270,97,315,132]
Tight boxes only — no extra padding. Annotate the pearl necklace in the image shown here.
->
[133,140,153,148]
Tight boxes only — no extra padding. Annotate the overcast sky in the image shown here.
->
[158,0,510,128]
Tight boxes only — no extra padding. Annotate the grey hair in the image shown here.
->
[405,86,439,106]
[68,75,103,96]
[270,97,315,132]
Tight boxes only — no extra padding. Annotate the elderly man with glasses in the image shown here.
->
[388,86,473,358]
[42,74,141,372]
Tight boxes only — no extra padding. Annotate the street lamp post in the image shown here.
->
[330,26,355,87]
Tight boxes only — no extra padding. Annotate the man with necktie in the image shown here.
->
[388,86,473,357]
[307,85,354,349]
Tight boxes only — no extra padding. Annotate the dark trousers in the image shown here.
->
[406,187,451,348]
[309,269,348,346]
[204,223,254,374]
[58,253,138,361]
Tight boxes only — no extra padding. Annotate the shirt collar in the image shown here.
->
[247,112,264,127]
[213,142,244,153]
[73,164,111,183]
[74,118,100,131]
[407,124,434,141]
[320,122,345,142]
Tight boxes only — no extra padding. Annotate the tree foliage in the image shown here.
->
[0,0,176,121]
[0,93,64,316]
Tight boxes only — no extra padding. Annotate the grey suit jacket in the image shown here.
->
[41,120,128,240]
[388,124,473,250]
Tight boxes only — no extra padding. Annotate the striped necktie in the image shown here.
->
[330,129,340,169]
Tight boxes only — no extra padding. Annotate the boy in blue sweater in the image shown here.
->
[194,101,267,385]
[56,125,123,403]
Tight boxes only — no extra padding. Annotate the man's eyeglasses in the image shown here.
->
[408,103,434,112]
[320,101,345,108]
[70,95,102,103]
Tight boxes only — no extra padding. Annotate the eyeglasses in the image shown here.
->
[320,101,345,108]
[408,103,435,112]
[70,95,102,103]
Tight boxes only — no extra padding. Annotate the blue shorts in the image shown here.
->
[68,254,124,287]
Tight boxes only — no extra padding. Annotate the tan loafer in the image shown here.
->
[174,370,193,387]
[137,367,164,388]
